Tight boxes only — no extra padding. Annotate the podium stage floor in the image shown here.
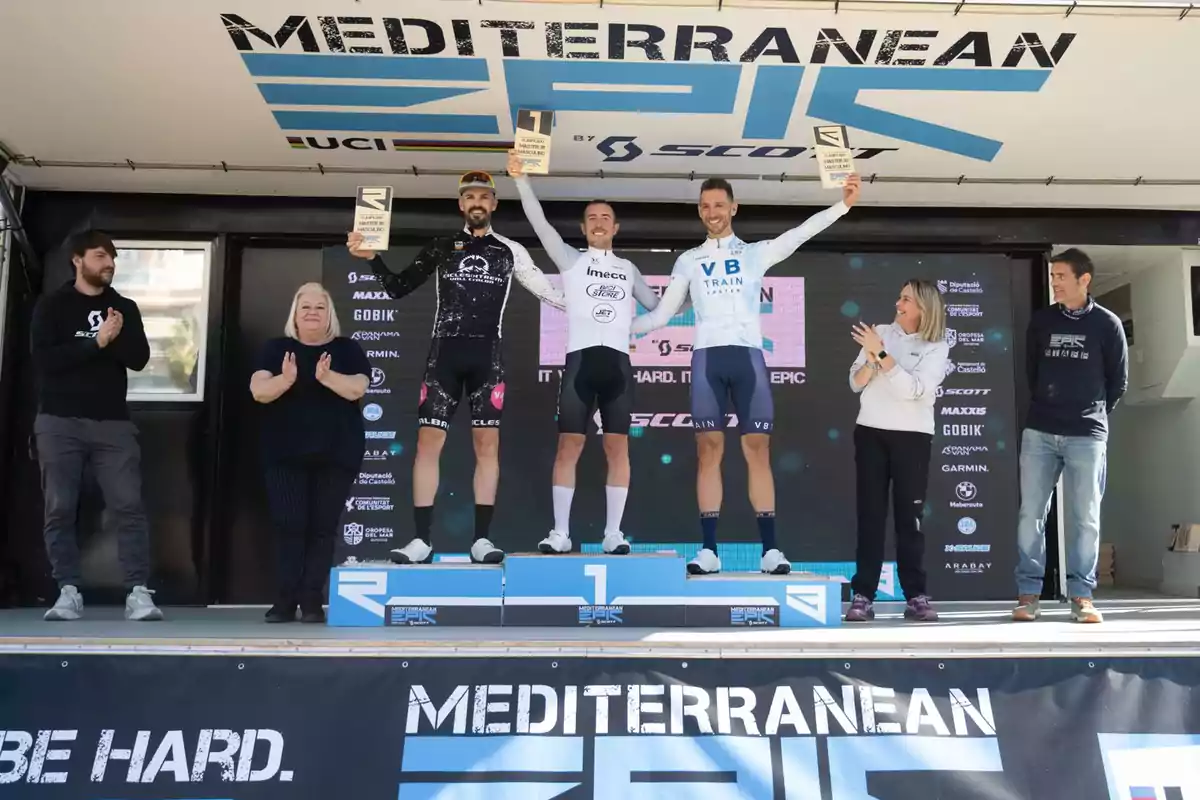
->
[1,597,1199,659]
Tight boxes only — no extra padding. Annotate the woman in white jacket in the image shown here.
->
[845,279,949,623]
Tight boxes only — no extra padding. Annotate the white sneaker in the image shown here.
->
[470,538,505,564]
[602,530,630,555]
[687,548,721,575]
[125,586,164,621]
[538,530,572,554]
[390,538,433,564]
[761,549,792,575]
[44,585,83,621]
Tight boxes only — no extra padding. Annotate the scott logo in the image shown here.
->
[596,135,643,163]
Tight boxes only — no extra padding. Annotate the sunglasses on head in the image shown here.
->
[460,171,494,187]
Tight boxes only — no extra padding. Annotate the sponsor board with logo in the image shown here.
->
[3,654,1198,799]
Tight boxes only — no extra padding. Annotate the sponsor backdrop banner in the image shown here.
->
[325,247,1016,600]
[1,2,1198,207]
[1,654,1198,798]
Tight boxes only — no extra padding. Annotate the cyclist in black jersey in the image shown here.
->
[347,170,565,566]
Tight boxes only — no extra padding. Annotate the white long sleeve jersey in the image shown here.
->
[631,201,850,350]
[514,177,659,353]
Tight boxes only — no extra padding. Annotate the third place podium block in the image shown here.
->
[327,562,503,627]
[503,553,688,627]
[682,573,843,628]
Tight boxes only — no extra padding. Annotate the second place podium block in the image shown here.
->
[328,562,503,627]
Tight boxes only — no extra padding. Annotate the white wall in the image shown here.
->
[1103,399,1200,590]
[1094,247,1200,591]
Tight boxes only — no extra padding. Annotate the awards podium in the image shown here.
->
[329,552,842,629]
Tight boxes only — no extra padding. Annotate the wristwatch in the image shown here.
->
[876,349,888,361]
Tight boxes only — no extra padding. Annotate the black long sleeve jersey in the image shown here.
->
[369,228,564,339]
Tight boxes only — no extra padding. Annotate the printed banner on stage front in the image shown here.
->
[2,653,1198,799]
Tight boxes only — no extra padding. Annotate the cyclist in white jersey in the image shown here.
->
[509,150,664,555]
[631,175,862,575]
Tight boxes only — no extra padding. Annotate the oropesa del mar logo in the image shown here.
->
[343,522,393,544]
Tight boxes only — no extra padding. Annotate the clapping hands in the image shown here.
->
[96,308,124,348]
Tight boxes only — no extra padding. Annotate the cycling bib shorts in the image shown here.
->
[557,345,634,435]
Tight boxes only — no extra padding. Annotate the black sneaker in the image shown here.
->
[265,601,297,623]
[299,598,326,624]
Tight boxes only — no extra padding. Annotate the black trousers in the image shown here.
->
[263,459,356,603]
[850,424,933,601]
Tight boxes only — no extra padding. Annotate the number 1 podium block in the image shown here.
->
[502,553,688,627]
[683,573,843,628]
[328,562,503,627]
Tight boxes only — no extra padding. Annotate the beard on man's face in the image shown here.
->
[464,206,491,230]
[81,267,113,288]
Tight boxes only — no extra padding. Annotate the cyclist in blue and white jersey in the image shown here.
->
[630,175,861,575]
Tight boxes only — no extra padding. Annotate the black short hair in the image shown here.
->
[582,200,617,223]
[699,178,734,202]
[1049,248,1094,280]
[68,230,117,260]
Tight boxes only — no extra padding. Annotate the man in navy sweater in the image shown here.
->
[1014,248,1127,624]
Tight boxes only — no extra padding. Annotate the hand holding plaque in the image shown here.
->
[514,109,553,175]
[813,125,856,190]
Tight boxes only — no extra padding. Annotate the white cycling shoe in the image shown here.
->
[687,548,721,575]
[761,548,792,575]
[538,530,572,554]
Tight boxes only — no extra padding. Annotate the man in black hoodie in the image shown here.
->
[1013,248,1128,624]
[30,230,163,622]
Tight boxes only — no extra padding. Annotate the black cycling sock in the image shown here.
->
[474,504,494,542]
[414,506,433,544]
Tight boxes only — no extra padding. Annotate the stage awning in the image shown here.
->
[1,0,1197,209]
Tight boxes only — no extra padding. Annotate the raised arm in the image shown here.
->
[347,232,443,300]
[1104,314,1129,413]
[754,175,860,272]
[510,163,579,272]
[30,297,102,374]
[881,341,950,401]
[508,240,566,310]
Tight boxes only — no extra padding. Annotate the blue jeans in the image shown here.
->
[1015,428,1107,599]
